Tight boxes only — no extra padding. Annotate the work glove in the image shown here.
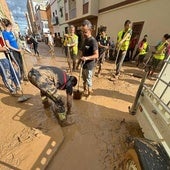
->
[51,102,66,120]
[58,112,67,121]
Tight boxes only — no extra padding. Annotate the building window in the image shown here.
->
[83,0,89,14]
[69,0,76,19]
[52,12,59,25]
[60,7,63,17]
[55,10,57,15]
[64,0,68,20]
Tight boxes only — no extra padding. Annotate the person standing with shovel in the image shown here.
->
[96,26,109,77]
[1,19,26,81]
[64,25,78,72]
[0,22,30,102]
[113,20,132,79]
[0,40,20,95]
[80,20,98,98]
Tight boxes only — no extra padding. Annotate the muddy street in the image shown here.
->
[0,42,153,170]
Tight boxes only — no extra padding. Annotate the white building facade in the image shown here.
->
[97,0,170,46]
[59,0,99,36]
[50,0,60,35]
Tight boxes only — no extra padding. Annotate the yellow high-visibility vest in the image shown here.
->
[117,28,132,51]
[139,42,148,55]
[154,41,169,60]
[67,34,78,55]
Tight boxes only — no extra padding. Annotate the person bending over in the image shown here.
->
[28,65,77,126]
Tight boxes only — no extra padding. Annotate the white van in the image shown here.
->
[125,56,170,169]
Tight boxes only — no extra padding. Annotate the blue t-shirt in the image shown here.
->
[2,30,19,49]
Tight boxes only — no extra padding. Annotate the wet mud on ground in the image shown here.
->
[0,43,154,170]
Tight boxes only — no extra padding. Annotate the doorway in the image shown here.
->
[132,21,144,42]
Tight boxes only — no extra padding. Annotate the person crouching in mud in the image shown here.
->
[28,65,77,127]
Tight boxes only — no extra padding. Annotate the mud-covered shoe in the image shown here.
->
[112,73,120,79]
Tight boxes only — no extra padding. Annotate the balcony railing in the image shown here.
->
[83,2,89,14]
[69,8,76,20]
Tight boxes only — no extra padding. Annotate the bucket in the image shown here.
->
[73,90,83,100]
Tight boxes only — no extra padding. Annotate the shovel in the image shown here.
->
[114,46,121,73]
[109,46,120,80]
[73,62,84,100]
[67,45,72,75]
[0,32,30,102]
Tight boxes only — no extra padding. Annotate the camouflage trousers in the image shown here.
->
[28,68,66,120]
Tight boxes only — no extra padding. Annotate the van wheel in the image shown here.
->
[123,149,142,170]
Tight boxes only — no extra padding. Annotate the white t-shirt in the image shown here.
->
[48,34,54,44]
